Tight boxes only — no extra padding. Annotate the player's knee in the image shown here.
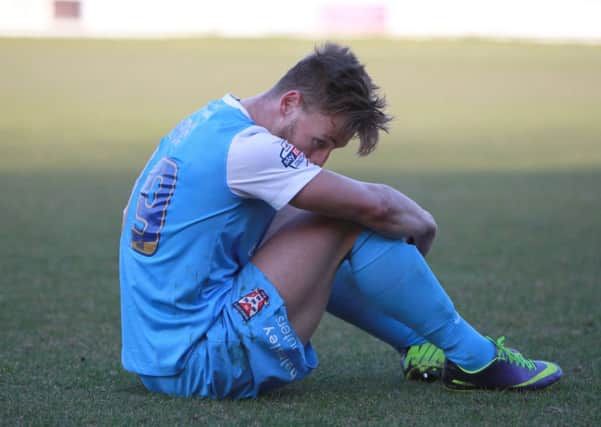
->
[397,242,454,304]
[393,239,431,276]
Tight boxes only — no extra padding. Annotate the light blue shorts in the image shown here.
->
[139,262,318,399]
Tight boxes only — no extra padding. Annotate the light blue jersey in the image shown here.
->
[119,95,321,379]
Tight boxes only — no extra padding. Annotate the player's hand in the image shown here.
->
[404,209,437,256]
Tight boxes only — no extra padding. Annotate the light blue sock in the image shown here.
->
[348,230,496,371]
[327,261,426,351]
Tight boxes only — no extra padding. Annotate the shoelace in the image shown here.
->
[492,336,536,370]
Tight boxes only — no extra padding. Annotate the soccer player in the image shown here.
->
[119,43,562,399]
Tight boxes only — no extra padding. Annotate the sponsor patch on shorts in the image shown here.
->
[233,288,270,321]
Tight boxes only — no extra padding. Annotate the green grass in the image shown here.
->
[1,37,600,426]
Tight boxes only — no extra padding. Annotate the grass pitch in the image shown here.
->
[1,37,600,426]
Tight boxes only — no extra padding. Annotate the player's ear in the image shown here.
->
[279,90,302,116]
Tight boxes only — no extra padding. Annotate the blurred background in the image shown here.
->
[2,0,601,40]
[1,1,600,425]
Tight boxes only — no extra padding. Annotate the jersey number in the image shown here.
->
[131,157,178,256]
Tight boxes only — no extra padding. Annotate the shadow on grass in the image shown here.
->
[1,168,599,425]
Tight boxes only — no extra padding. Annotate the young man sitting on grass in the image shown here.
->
[119,42,562,399]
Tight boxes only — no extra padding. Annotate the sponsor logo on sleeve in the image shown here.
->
[233,288,270,321]
[280,141,308,169]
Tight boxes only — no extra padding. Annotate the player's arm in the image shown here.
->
[290,169,437,255]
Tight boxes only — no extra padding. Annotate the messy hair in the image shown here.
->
[271,42,392,156]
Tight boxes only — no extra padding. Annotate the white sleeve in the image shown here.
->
[226,126,321,210]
